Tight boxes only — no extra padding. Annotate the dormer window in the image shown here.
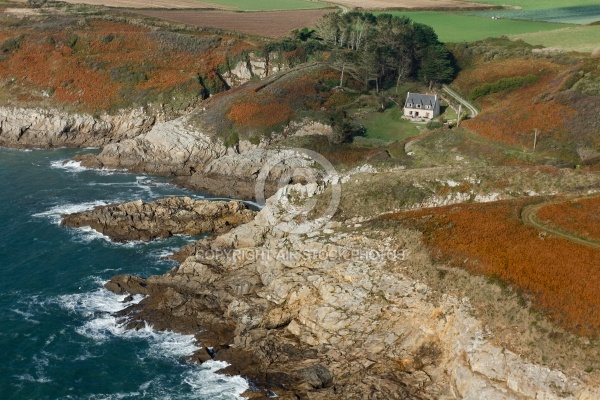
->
[407,103,413,107]
[425,105,431,109]
[416,104,421,108]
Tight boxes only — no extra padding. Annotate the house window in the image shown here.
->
[416,104,421,108]
[425,105,431,109]
[407,103,412,107]
[409,110,413,115]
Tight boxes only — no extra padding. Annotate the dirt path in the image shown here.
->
[442,84,478,118]
[521,198,600,250]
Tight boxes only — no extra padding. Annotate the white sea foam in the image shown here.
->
[33,201,108,225]
[56,282,249,399]
[14,373,52,384]
[184,361,250,399]
[50,158,122,176]
[10,307,41,324]
[50,159,89,173]
[57,285,198,358]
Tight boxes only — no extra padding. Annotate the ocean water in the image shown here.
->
[0,148,248,399]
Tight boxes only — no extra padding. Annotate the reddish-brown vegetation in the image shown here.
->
[457,58,577,146]
[228,102,294,128]
[131,9,335,38]
[537,196,600,242]
[0,17,254,111]
[384,199,600,336]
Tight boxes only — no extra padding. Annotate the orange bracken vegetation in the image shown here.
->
[453,59,559,94]
[227,101,294,128]
[0,18,253,111]
[384,199,600,337]
[537,196,600,242]
[456,58,577,147]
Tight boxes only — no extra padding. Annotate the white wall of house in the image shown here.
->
[403,93,440,120]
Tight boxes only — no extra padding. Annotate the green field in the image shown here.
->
[359,107,421,143]
[383,11,570,43]
[511,25,600,53]
[472,6,600,25]
[197,0,327,11]
[472,0,600,10]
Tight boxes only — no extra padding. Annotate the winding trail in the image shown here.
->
[442,84,478,118]
[521,197,600,250]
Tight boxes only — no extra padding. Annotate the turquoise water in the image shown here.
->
[0,148,248,399]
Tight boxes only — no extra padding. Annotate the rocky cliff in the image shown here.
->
[76,115,327,200]
[104,186,600,400]
[0,107,157,149]
[61,197,256,242]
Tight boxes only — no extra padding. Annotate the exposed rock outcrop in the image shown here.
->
[61,197,256,242]
[104,186,600,399]
[0,107,156,148]
[221,52,284,87]
[77,116,325,200]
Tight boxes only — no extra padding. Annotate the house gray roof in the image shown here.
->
[404,92,438,108]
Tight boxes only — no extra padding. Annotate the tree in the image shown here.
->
[314,12,456,91]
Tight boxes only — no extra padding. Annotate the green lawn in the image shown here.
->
[471,0,600,10]
[383,11,570,43]
[197,0,328,11]
[510,25,600,53]
[359,107,421,143]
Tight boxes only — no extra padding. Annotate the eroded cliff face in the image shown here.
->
[0,107,156,148]
[102,187,600,400]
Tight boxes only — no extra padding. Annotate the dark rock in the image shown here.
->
[296,364,333,389]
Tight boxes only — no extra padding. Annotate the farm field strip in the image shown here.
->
[471,6,600,25]
[329,0,495,10]
[471,0,600,10]
[54,0,233,9]
[57,0,328,10]
[130,8,335,38]
[379,11,571,43]
[510,25,600,53]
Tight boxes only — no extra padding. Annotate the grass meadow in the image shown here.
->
[359,107,421,142]
[510,25,600,53]
[381,11,570,42]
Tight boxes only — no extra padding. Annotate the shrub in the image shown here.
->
[0,35,24,54]
[471,74,538,99]
[150,31,220,54]
[426,120,444,130]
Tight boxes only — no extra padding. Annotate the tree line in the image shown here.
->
[261,13,456,92]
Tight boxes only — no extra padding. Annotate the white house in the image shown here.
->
[403,92,440,120]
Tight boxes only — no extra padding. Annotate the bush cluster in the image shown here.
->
[471,74,538,99]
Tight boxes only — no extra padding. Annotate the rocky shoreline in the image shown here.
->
[5,105,600,399]
[0,106,157,149]
[97,189,600,400]
[61,197,256,242]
